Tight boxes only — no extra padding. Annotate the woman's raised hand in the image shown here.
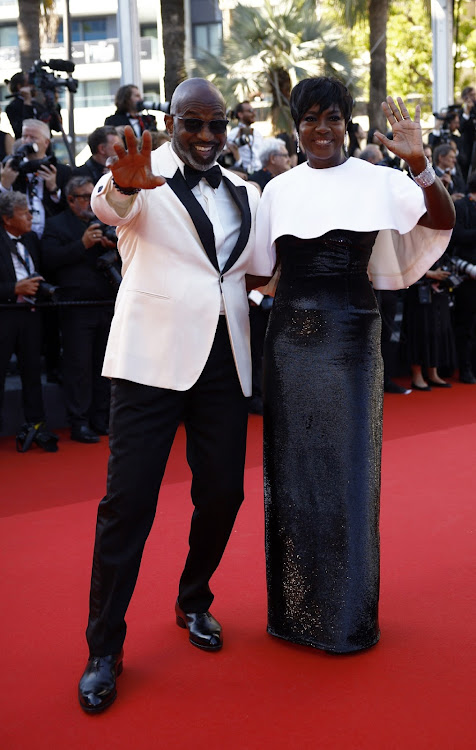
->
[108,126,166,190]
[375,97,425,169]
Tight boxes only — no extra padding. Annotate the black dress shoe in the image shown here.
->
[384,380,412,395]
[90,422,109,436]
[459,370,476,384]
[78,650,124,713]
[71,425,100,443]
[411,382,432,391]
[426,379,452,388]
[175,600,223,651]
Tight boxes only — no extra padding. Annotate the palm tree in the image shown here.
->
[161,0,186,101]
[18,0,42,70]
[334,0,389,131]
[194,0,352,135]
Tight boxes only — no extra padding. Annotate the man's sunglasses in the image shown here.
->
[173,116,229,134]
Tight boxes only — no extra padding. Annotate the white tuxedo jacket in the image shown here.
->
[91,143,268,395]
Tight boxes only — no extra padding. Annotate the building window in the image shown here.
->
[140,25,158,39]
[192,23,222,59]
[57,18,110,43]
[0,25,18,47]
[65,80,118,109]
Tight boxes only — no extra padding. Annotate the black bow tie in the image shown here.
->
[184,164,222,190]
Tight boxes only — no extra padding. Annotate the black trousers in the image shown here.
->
[86,318,248,655]
[60,306,113,428]
[249,304,271,401]
[0,307,45,426]
[453,280,476,372]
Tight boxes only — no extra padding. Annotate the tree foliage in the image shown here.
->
[193,0,352,134]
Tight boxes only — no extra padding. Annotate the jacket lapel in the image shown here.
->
[221,177,251,274]
[165,169,219,271]
[164,166,252,275]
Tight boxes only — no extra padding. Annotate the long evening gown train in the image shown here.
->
[263,229,382,653]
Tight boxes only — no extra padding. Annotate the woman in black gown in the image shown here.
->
[256,78,455,653]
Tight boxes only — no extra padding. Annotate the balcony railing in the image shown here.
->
[0,36,158,69]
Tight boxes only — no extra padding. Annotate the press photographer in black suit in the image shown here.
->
[5,71,62,139]
[104,84,157,136]
[449,171,476,384]
[42,177,118,442]
[0,191,57,447]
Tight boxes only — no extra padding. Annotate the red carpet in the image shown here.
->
[0,382,474,749]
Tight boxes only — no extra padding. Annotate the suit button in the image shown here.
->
[220,275,224,283]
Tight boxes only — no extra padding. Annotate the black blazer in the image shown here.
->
[104,112,157,133]
[42,208,116,301]
[0,227,42,303]
[72,157,107,187]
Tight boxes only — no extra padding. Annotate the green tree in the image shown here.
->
[386,1,432,108]
[194,0,351,134]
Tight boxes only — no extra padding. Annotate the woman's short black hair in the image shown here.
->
[290,77,353,130]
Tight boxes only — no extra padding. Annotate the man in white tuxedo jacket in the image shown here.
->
[78,78,270,713]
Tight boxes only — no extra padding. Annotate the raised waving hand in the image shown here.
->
[109,126,165,190]
[375,97,425,169]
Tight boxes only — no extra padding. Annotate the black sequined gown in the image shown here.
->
[263,229,383,653]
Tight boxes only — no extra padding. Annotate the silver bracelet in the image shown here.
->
[410,157,436,188]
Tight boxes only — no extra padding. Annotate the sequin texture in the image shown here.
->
[263,230,382,653]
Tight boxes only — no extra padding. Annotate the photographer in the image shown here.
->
[448,171,476,384]
[458,86,476,180]
[42,177,118,442]
[433,144,466,200]
[228,101,264,174]
[0,119,72,238]
[105,84,157,136]
[0,191,57,449]
[4,71,62,139]
[428,109,461,153]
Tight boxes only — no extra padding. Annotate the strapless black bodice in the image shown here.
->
[263,229,382,653]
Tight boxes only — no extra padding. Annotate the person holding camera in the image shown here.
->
[228,101,265,174]
[5,72,49,139]
[458,86,476,179]
[448,170,476,384]
[105,84,157,136]
[42,176,118,442]
[0,119,72,238]
[0,191,58,449]
[432,144,466,200]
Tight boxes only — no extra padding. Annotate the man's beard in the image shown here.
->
[172,134,221,171]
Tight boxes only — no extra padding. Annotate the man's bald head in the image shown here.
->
[170,78,225,114]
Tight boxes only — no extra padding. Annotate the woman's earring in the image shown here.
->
[344,132,350,154]
[296,138,300,154]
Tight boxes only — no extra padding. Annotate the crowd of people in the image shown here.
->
[1,74,476,447]
[1,76,476,446]
[0,70,464,715]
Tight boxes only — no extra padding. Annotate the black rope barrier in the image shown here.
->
[0,299,115,309]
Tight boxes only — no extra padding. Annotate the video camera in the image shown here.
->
[2,142,55,175]
[433,105,460,142]
[28,59,78,99]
